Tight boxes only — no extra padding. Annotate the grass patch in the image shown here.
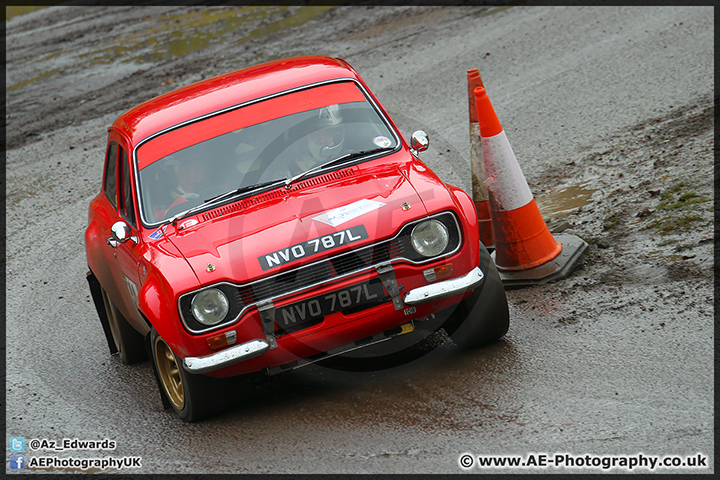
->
[650,214,705,234]
[671,182,687,192]
[657,196,710,210]
[674,243,695,252]
[656,185,710,211]
[603,211,621,229]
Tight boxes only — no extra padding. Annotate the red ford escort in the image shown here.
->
[85,56,508,421]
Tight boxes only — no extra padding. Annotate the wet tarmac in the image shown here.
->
[5,5,714,474]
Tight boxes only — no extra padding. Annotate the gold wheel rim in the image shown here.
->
[154,337,185,410]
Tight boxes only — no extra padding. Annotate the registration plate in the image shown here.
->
[275,280,387,332]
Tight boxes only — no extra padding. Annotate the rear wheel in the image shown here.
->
[150,328,218,422]
[99,287,146,364]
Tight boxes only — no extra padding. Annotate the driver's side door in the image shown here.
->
[98,135,145,333]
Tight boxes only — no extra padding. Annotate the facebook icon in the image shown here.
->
[9,455,25,470]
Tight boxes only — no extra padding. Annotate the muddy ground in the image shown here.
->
[5,5,714,474]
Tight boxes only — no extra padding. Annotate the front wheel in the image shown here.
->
[441,242,509,348]
[150,329,218,422]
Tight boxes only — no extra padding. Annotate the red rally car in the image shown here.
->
[85,56,509,421]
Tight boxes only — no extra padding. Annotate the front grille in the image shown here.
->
[178,211,462,333]
[237,237,404,305]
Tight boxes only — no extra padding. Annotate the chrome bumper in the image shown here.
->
[183,338,270,374]
[183,267,484,374]
[403,266,484,305]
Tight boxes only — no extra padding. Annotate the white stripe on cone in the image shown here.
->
[481,130,533,212]
[470,122,490,202]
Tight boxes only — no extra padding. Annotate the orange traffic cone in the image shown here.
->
[473,86,588,286]
[467,69,494,249]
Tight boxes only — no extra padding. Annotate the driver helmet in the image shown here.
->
[307,104,344,162]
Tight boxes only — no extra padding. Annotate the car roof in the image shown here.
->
[110,55,361,147]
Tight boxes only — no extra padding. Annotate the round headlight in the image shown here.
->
[191,288,229,326]
[410,219,450,258]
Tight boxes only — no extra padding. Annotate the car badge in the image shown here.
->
[206,263,216,272]
[402,202,412,211]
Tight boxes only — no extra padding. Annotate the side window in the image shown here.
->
[118,146,137,227]
[103,141,118,207]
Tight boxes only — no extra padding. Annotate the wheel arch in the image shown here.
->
[446,183,481,268]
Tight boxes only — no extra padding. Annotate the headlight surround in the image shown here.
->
[191,288,230,326]
[410,219,450,258]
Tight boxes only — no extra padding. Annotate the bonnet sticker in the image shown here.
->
[313,199,385,227]
[149,229,163,240]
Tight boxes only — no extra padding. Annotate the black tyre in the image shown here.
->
[316,245,508,372]
[150,328,220,422]
[441,242,509,348]
[99,287,147,364]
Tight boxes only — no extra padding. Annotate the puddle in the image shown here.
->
[535,184,596,220]
[478,5,515,17]
[236,6,333,43]
[8,6,332,92]
[78,6,332,66]
[7,69,61,93]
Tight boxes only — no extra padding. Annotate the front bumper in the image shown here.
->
[182,266,484,374]
[183,339,270,374]
[403,267,484,305]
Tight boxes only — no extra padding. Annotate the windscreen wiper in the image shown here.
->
[284,147,395,189]
[203,179,285,204]
[165,178,285,226]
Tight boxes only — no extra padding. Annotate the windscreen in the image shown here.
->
[136,81,398,224]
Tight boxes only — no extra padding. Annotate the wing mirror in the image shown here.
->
[410,130,429,156]
[108,221,138,248]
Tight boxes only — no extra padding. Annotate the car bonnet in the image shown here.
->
[158,157,432,286]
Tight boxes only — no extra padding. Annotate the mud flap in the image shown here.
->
[86,270,118,355]
[146,333,172,410]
